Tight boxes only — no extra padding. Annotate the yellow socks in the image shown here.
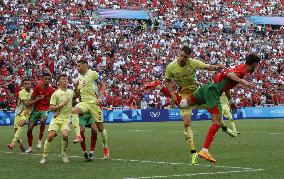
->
[100,129,108,147]
[229,119,237,132]
[43,140,50,158]
[184,126,195,153]
[12,126,23,145]
[71,114,80,136]
[62,140,68,155]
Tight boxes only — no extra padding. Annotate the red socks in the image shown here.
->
[27,131,33,147]
[39,123,45,141]
[90,132,97,151]
[203,124,220,149]
[80,132,86,151]
[160,87,172,98]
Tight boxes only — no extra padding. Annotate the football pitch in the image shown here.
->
[0,119,283,179]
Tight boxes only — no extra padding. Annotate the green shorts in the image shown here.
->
[79,113,96,128]
[193,83,222,114]
[30,111,48,124]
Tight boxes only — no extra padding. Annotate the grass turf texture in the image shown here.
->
[0,119,283,179]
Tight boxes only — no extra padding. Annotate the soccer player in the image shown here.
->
[179,54,260,163]
[7,78,43,151]
[72,59,109,159]
[40,74,74,163]
[26,72,55,153]
[78,112,98,161]
[220,92,239,134]
[146,45,225,165]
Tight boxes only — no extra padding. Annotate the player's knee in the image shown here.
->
[96,123,104,132]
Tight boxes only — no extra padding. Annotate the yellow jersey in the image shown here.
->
[78,69,100,104]
[220,94,229,106]
[15,88,33,116]
[165,58,205,92]
[50,88,74,120]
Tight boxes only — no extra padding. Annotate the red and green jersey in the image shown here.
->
[32,84,55,111]
[213,64,248,92]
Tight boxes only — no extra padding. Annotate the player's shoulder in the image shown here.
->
[52,89,60,96]
[188,58,203,65]
[167,59,178,68]
[87,69,98,74]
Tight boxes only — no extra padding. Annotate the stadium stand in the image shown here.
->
[0,0,283,110]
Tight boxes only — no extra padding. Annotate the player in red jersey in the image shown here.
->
[178,54,260,163]
[25,73,55,153]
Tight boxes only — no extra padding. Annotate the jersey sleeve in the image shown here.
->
[49,92,58,106]
[192,59,206,69]
[91,71,99,81]
[165,64,173,80]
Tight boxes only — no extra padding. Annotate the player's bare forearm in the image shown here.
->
[227,73,248,86]
[74,86,80,99]
[204,64,224,71]
[99,82,106,97]
[49,104,64,112]
[23,97,43,107]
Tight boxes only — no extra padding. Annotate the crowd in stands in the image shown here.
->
[0,0,283,111]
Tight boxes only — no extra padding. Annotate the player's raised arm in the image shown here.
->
[22,96,44,107]
[96,80,105,105]
[73,79,80,99]
[203,64,225,71]
[164,64,177,102]
[227,72,253,87]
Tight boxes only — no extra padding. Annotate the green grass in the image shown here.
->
[0,119,283,179]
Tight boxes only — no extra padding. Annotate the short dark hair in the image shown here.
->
[245,54,260,65]
[77,59,88,65]
[22,78,31,83]
[181,46,192,55]
[57,73,68,81]
[43,72,52,77]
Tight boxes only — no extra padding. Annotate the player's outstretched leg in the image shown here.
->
[61,130,69,163]
[8,120,26,152]
[229,118,239,134]
[97,122,109,159]
[80,127,89,161]
[144,81,182,106]
[72,114,83,143]
[40,131,56,164]
[38,116,47,149]
[26,123,35,153]
[88,124,98,161]
[220,120,237,138]
[198,113,221,163]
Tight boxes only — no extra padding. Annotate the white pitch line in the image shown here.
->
[267,133,284,135]
[1,151,258,170]
[124,169,266,179]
